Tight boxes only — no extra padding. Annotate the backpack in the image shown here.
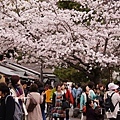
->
[5,95,23,120]
[27,94,37,112]
[105,92,118,112]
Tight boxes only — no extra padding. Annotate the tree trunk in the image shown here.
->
[88,67,102,85]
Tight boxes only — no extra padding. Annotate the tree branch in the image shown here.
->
[103,38,109,55]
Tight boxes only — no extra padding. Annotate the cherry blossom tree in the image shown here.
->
[0,0,120,83]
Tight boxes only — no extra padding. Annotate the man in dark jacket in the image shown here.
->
[0,82,15,120]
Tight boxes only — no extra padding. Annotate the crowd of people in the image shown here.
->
[0,75,120,120]
[71,81,120,120]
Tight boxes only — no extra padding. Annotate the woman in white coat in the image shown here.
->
[26,83,44,120]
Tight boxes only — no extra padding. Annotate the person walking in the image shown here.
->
[61,83,74,120]
[0,82,15,120]
[26,83,44,120]
[76,83,82,107]
[80,85,90,120]
[36,80,46,120]
[52,84,66,120]
[71,83,77,108]
[10,75,24,98]
[9,75,25,119]
[105,82,120,120]
[45,85,53,112]
[88,82,96,100]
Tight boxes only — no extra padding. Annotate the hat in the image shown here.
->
[108,83,119,91]
[11,75,20,85]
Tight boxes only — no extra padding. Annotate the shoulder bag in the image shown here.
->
[27,94,37,112]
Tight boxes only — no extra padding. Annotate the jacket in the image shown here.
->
[0,95,15,120]
[26,92,43,120]
[80,92,86,110]
[65,89,74,104]
[45,89,52,103]
[89,89,96,100]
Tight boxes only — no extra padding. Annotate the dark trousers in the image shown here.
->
[47,102,52,112]
[73,98,76,108]
[42,110,46,120]
[109,118,116,120]
[66,109,69,120]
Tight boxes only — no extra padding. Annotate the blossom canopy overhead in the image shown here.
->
[0,0,120,82]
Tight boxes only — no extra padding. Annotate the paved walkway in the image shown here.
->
[46,108,108,120]
[69,108,108,120]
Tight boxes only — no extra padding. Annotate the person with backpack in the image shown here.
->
[104,82,120,120]
[9,75,25,120]
[0,82,15,120]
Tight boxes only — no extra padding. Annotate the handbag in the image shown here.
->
[27,94,37,112]
[82,105,86,113]
[62,100,70,110]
